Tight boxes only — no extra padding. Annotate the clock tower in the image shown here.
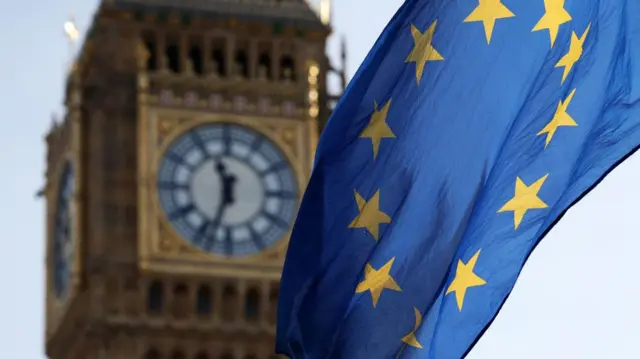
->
[43,1,345,358]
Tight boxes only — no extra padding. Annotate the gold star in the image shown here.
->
[464,0,515,44]
[555,24,591,83]
[538,89,577,147]
[532,0,572,47]
[446,250,487,311]
[360,100,395,160]
[498,174,549,229]
[349,190,391,241]
[355,258,402,307]
[405,21,444,85]
[401,307,424,348]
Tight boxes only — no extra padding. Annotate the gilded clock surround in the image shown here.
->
[138,103,313,278]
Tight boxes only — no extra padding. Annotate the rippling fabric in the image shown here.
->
[276,1,640,358]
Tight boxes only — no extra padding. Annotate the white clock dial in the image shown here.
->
[157,123,299,256]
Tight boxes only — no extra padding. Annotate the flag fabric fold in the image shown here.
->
[277,0,640,358]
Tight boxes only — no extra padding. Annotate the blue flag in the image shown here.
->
[276,0,640,358]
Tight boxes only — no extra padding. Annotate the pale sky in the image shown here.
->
[2,0,640,358]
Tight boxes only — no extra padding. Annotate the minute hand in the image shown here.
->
[203,161,229,249]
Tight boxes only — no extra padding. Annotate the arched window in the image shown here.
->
[147,281,163,314]
[188,45,203,75]
[244,288,260,321]
[143,37,157,71]
[196,285,212,316]
[212,48,225,77]
[166,43,180,73]
[280,55,296,81]
[258,53,272,80]
[234,50,249,78]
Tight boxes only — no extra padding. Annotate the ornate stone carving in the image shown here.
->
[159,90,174,105]
[209,94,223,109]
[258,98,271,114]
[184,92,199,107]
[233,96,248,112]
[282,101,296,116]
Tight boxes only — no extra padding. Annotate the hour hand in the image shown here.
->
[215,159,237,206]
[222,174,237,205]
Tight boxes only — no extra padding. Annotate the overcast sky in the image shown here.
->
[2,0,639,358]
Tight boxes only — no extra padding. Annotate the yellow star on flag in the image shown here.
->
[555,24,591,84]
[355,258,402,307]
[532,0,572,48]
[538,89,577,147]
[360,100,395,160]
[401,307,424,348]
[446,250,487,311]
[498,174,549,229]
[405,21,444,85]
[349,190,391,241]
[464,0,515,44]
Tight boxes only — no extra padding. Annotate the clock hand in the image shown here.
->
[223,174,237,208]
[206,160,226,239]
[204,159,233,249]
[220,165,238,256]
[216,160,237,207]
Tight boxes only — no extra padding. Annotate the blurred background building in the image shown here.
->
[42,1,346,358]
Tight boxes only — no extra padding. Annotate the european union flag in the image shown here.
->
[277,0,640,358]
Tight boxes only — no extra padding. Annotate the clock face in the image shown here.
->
[52,162,75,298]
[156,123,299,257]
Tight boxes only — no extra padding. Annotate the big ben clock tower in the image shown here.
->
[43,1,345,358]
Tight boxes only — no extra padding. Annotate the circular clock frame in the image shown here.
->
[155,121,300,258]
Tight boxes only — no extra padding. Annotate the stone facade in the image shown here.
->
[43,1,345,358]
